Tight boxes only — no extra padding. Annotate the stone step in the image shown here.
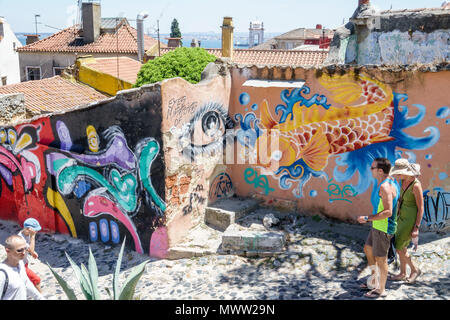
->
[221,225,286,254]
[205,197,261,231]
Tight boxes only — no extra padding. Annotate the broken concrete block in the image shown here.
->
[222,229,285,252]
[205,198,261,231]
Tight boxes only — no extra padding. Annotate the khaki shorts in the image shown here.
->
[365,228,393,257]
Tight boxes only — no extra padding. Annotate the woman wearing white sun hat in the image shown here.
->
[388,158,423,283]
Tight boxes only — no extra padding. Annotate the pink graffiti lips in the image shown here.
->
[83,194,143,254]
[0,146,36,191]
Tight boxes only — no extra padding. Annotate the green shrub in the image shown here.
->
[134,47,217,87]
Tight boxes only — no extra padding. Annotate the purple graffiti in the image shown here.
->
[56,121,73,151]
[72,134,136,171]
[0,163,13,186]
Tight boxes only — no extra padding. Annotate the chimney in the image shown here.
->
[136,12,149,63]
[82,1,101,44]
[25,34,40,45]
[167,38,182,48]
[221,17,234,59]
[359,0,370,5]
[316,24,323,29]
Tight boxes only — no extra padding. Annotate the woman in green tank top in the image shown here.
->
[389,159,424,283]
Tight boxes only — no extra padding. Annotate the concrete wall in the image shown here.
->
[0,19,22,85]
[0,84,166,256]
[1,62,448,258]
[227,65,449,231]
[0,71,232,257]
[76,57,133,96]
[356,30,449,65]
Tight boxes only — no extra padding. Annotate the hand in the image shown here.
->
[357,216,368,224]
[31,251,39,259]
[411,228,419,238]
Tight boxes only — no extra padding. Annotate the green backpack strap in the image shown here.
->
[0,268,8,300]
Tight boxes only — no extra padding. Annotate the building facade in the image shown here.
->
[0,17,22,85]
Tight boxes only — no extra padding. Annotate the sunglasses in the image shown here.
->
[15,247,26,253]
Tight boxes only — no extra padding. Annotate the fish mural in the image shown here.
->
[236,72,440,199]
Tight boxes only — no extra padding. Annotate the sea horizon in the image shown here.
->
[15,32,254,49]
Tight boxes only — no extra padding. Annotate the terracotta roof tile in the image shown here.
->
[17,24,166,54]
[0,76,108,113]
[158,48,328,66]
[84,57,142,84]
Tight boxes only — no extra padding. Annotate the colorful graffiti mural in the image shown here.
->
[0,91,167,256]
[234,71,441,215]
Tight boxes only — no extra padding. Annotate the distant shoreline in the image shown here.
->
[15,32,281,49]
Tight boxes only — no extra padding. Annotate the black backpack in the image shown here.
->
[0,268,8,300]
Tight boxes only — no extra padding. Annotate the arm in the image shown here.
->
[28,231,38,259]
[412,182,424,237]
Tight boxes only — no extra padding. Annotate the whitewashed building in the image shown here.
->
[0,17,22,85]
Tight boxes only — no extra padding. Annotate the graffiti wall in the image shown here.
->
[1,65,448,258]
[160,75,234,249]
[0,86,167,256]
[228,66,449,226]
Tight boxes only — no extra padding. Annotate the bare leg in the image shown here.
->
[364,245,376,271]
[375,256,388,294]
[390,248,407,280]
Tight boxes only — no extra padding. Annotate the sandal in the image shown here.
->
[364,289,387,299]
[407,269,422,284]
[359,283,370,290]
[388,273,407,281]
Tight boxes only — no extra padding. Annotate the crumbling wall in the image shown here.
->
[160,71,233,251]
[0,93,25,123]
[228,63,449,230]
[357,30,449,65]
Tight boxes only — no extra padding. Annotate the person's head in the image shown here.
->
[390,158,421,181]
[4,235,27,264]
[371,157,391,179]
[22,218,41,236]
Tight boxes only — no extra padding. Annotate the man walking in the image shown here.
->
[357,157,399,298]
[0,235,44,300]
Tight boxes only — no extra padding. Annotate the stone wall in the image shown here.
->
[0,93,25,123]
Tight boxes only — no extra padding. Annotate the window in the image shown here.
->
[53,67,65,76]
[26,67,41,81]
[1,76,6,86]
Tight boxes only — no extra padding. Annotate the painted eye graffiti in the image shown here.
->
[180,103,234,159]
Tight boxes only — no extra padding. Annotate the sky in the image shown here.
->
[0,0,446,34]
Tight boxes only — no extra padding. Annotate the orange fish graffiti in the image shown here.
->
[254,73,395,174]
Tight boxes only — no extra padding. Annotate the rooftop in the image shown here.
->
[17,23,165,54]
[274,27,334,40]
[156,48,329,66]
[83,57,142,84]
[0,76,108,114]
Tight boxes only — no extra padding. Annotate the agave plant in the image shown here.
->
[47,237,149,300]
